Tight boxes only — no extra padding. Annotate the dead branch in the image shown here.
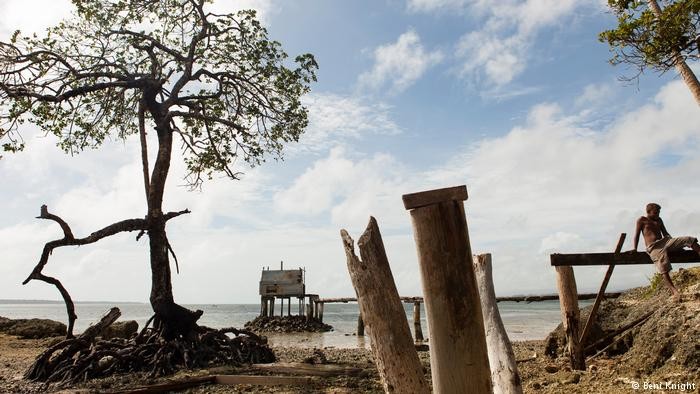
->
[23,205,148,337]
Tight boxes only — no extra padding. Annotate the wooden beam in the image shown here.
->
[251,362,363,377]
[402,185,468,210]
[550,250,699,266]
[579,233,625,345]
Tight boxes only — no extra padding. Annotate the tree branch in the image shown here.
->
[23,205,149,337]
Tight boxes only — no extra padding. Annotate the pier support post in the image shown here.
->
[357,313,365,336]
[555,266,585,370]
[341,217,430,394]
[318,302,324,322]
[413,302,424,342]
[473,253,523,394]
[403,185,491,394]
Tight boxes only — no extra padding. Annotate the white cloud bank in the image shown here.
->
[358,30,444,93]
[408,0,590,90]
[275,78,700,297]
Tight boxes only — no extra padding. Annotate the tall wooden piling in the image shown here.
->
[473,253,523,394]
[341,217,430,394]
[555,266,585,370]
[403,185,491,394]
[413,302,424,342]
[357,313,365,336]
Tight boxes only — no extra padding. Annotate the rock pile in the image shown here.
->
[0,317,66,339]
[244,315,333,333]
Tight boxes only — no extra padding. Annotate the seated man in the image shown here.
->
[631,203,700,302]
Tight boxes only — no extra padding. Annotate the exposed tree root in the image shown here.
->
[24,309,275,387]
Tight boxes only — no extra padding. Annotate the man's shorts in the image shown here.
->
[646,236,698,273]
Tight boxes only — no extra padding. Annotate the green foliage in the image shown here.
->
[600,0,700,77]
[0,0,317,186]
[643,273,662,298]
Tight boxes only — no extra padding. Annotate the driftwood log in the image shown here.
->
[473,254,523,394]
[403,185,491,394]
[341,217,430,394]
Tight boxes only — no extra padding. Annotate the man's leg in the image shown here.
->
[661,272,681,302]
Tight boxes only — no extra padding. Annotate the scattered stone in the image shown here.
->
[562,373,581,384]
[545,364,559,373]
[244,316,332,333]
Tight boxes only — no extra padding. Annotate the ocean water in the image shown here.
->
[0,300,589,348]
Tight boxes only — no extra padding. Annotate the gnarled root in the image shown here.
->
[24,310,274,387]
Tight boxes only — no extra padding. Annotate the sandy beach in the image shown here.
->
[1,334,697,393]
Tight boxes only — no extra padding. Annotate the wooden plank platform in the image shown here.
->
[550,250,700,266]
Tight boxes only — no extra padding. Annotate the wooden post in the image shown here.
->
[270,298,275,317]
[473,253,523,394]
[305,304,312,321]
[580,233,626,345]
[357,312,365,336]
[287,297,291,316]
[403,185,491,394]
[318,302,324,322]
[341,217,430,394]
[413,302,424,342]
[555,266,585,370]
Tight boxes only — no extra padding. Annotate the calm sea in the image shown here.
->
[0,300,589,348]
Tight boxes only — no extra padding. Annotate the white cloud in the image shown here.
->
[575,83,615,107]
[358,30,444,93]
[407,0,469,12]
[275,78,700,296]
[295,93,401,153]
[208,0,276,25]
[417,0,585,89]
[1,37,698,306]
[0,0,73,39]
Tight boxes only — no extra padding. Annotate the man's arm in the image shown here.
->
[631,217,643,251]
[659,218,671,238]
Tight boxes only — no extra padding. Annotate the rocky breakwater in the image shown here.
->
[244,316,333,333]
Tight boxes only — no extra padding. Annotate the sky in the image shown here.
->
[1,0,699,304]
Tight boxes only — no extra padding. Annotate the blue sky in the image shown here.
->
[1,0,699,304]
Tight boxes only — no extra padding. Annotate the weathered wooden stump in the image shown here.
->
[413,302,424,342]
[403,185,491,394]
[341,217,430,394]
[555,266,585,370]
[473,253,523,394]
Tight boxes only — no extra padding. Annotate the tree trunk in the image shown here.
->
[144,104,201,338]
[473,254,523,394]
[647,0,700,106]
